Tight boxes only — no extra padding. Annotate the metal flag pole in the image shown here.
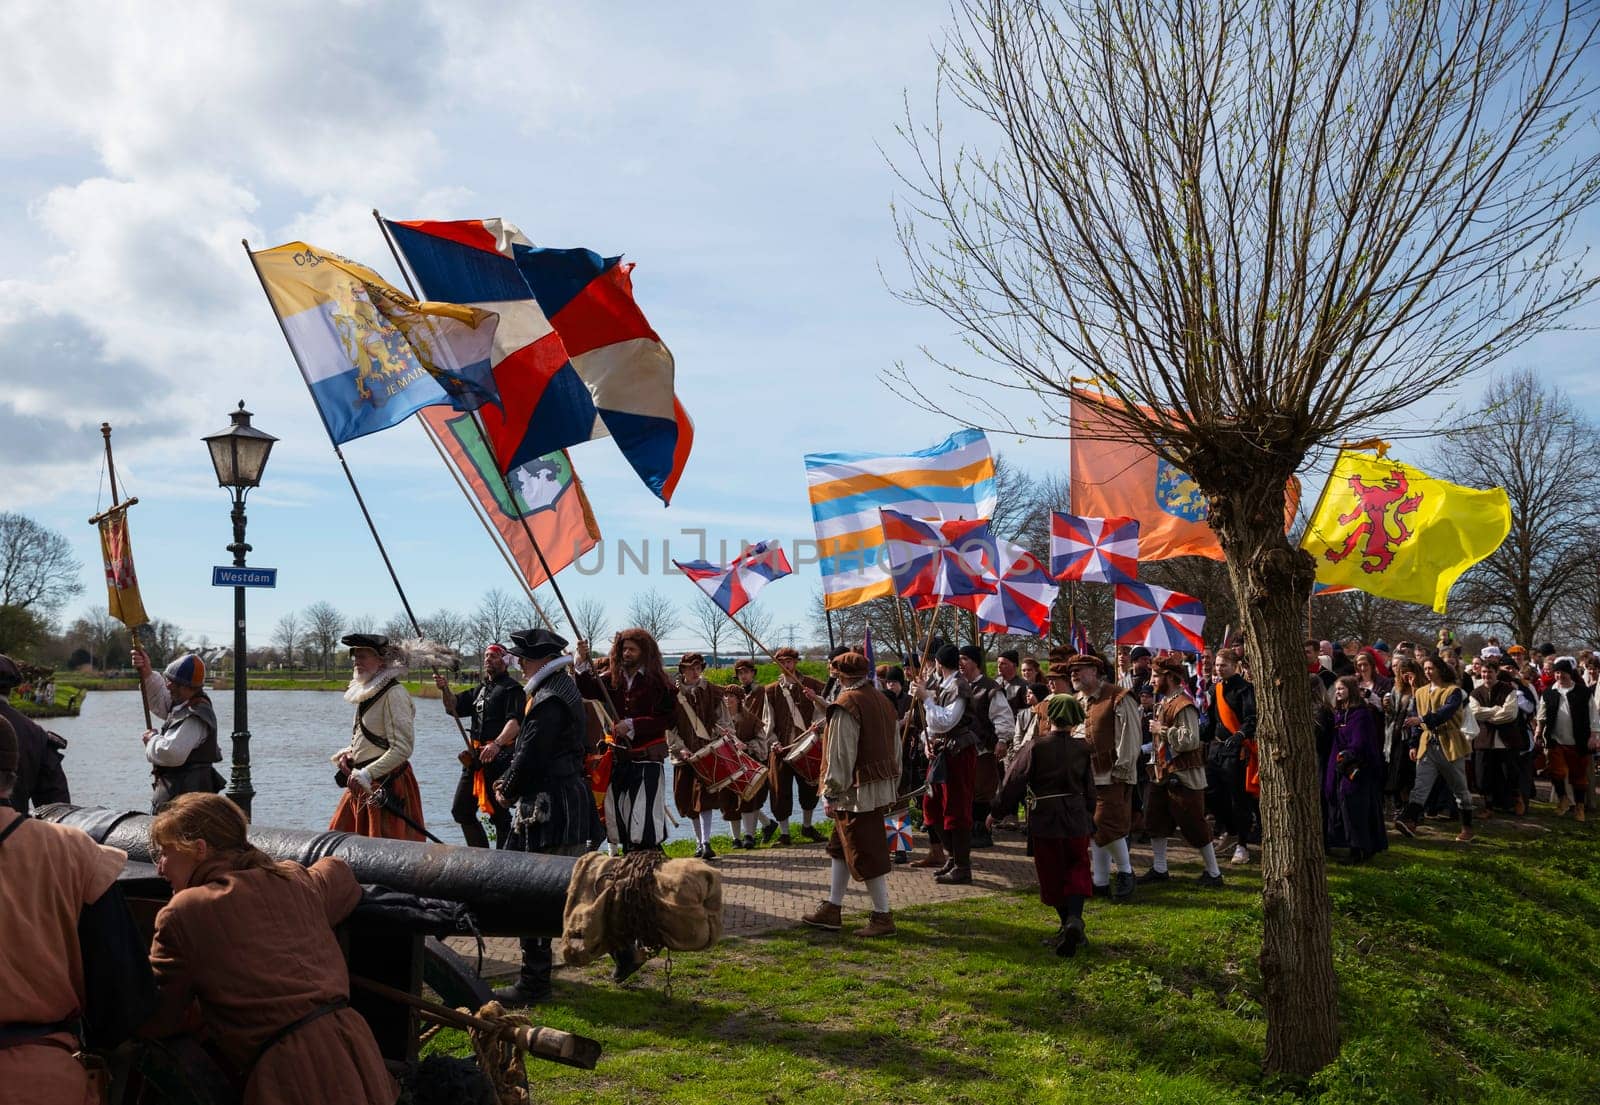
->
[241,239,473,754]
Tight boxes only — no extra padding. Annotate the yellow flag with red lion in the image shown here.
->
[1301,449,1510,613]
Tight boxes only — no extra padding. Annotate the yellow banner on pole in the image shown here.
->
[1301,449,1510,613]
[98,507,149,629]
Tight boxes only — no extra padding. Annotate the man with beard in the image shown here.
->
[434,643,525,849]
[575,629,677,851]
[958,644,1015,849]
[1139,659,1224,887]
[132,648,225,812]
[1069,653,1142,901]
[669,653,727,860]
[493,628,606,1001]
[762,646,827,845]
[330,635,426,841]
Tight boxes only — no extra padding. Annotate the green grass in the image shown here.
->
[6,684,84,717]
[426,816,1600,1104]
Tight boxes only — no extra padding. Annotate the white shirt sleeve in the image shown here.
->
[145,717,208,767]
[142,672,173,721]
[922,680,966,734]
[989,690,1015,744]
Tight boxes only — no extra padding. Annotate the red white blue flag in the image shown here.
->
[673,540,792,616]
[1114,583,1207,652]
[1050,513,1140,584]
[879,509,998,612]
[973,535,1057,637]
[385,218,693,503]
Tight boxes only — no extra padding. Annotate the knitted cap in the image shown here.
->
[163,654,206,689]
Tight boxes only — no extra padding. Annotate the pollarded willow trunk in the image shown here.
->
[1206,469,1340,1077]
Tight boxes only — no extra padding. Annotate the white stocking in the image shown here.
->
[802,807,815,828]
[689,814,705,846]
[741,812,757,838]
[1109,837,1132,875]
[1150,837,1169,874]
[1200,843,1221,877]
[699,811,717,842]
[866,875,890,914]
[1091,843,1111,886]
[829,858,851,906]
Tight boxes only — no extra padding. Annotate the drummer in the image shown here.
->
[669,654,726,861]
[762,647,827,846]
[718,683,778,850]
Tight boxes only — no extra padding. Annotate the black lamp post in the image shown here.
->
[202,401,277,816]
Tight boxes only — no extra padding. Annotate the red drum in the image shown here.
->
[686,741,731,792]
[691,737,770,802]
[784,729,824,786]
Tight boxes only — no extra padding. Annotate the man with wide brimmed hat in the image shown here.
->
[330,634,426,842]
[802,651,902,937]
[1067,652,1142,902]
[1140,659,1224,888]
[762,646,827,845]
[492,627,602,1003]
[435,642,525,849]
[132,646,224,813]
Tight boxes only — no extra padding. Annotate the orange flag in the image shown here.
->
[422,406,600,588]
[98,507,150,628]
[1069,390,1298,561]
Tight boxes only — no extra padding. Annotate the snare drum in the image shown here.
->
[686,740,733,793]
[784,729,824,786]
[726,740,770,803]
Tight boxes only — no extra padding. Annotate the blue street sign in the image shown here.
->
[212,566,278,588]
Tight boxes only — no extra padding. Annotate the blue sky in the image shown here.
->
[2,2,1596,655]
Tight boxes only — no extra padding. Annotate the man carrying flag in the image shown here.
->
[434,644,525,849]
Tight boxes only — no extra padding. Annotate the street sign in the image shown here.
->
[212,566,278,588]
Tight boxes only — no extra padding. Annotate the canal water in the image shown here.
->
[45,690,698,844]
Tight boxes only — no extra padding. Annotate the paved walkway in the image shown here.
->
[447,831,1185,980]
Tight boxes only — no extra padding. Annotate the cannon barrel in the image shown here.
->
[35,805,576,938]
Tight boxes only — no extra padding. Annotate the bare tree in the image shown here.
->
[303,601,344,675]
[347,613,378,636]
[1433,370,1600,646]
[568,595,608,649]
[73,606,119,671]
[0,513,84,616]
[420,608,470,654]
[891,0,1600,1075]
[469,588,521,654]
[684,596,733,666]
[272,611,301,669]
[624,589,681,645]
[382,612,415,642]
[737,603,778,659]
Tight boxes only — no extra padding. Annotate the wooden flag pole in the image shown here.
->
[89,423,152,730]
[243,239,474,754]
[369,212,625,723]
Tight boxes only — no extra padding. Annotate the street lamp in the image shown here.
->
[202,401,277,816]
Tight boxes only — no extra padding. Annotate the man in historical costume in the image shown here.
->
[1536,657,1599,821]
[132,648,225,813]
[762,646,827,845]
[1202,647,1259,863]
[801,651,903,937]
[997,649,1029,714]
[669,653,728,860]
[491,628,607,1002]
[575,629,678,851]
[1468,655,1530,817]
[916,644,980,885]
[0,716,154,1105]
[434,642,525,849]
[1069,653,1142,901]
[330,634,427,842]
[958,645,1016,849]
[1139,659,1225,887]
[988,693,1097,956]
[0,655,70,813]
[717,682,776,849]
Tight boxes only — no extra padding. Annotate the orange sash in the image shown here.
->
[1213,682,1243,735]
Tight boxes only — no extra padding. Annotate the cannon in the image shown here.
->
[34,804,600,1082]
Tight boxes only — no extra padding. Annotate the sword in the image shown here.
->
[335,769,445,845]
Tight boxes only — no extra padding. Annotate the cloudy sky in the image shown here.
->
[2,2,1595,656]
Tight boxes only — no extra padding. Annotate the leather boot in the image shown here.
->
[936,829,972,884]
[491,979,552,1005]
[802,899,843,931]
[855,911,896,938]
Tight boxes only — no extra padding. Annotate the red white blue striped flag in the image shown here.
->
[1114,583,1207,652]
[1050,513,1140,584]
[673,540,792,616]
[879,509,998,612]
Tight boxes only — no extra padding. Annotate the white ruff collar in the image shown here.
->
[523,654,575,693]
[344,662,407,704]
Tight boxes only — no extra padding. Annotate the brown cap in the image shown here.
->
[774,646,800,661]
[678,652,705,669]
[1065,653,1107,674]
[719,681,746,698]
[1155,658,1189,682]
[734,658,757,674]
[1045,661,1076,680]
[831,651,870,680]
[1046,644,1074,664]
[0,714,16,774]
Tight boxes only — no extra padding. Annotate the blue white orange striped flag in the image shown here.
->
[879,509,998,613]
[672,540,792,616]
[805,429,998,610]
[1051,513,1140,583]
